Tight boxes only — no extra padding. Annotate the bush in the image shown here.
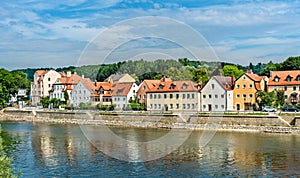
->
[0,127,20,178]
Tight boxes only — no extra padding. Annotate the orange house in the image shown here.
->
[233,70,267,111]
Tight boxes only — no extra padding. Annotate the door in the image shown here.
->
[208,104,212,112]
[237,104,240,111]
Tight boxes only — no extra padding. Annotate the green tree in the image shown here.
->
[192,67,209,84]
[0,127,20,178]
[40,97,50,108]
[223,65,244,79]
[256,91,277,107]
[63,90,69,105]
[50,98,61,108]
[275,90,285,108]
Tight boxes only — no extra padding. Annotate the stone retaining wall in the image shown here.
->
[2,110,290,127]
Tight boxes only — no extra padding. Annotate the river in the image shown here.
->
[1,121,300,177]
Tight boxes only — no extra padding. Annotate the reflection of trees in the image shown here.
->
[0,129,21,155]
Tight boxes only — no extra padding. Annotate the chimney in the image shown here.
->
[82,74,84,79]
[94,80,97,86]
[231,75,235,88]
[67,71,71,77]
[246,69,253,74]
[74,72,77,75]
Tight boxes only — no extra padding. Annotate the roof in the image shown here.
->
[58,74,83,85]
[80,78,96,93]
[96,82,112,91]
[213,76,234,91]
[246,73,265,82]
[104,73,127,82]
[147,80,198,93]
[35,70,47,76]
[111,82,134,96]
[268,70,300,86]
[136,80,161,95]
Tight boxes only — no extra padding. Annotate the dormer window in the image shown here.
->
[297,75,300,81]
[170,83,176,90]
[182,83,187,89]
[274,77,279,82]
[143,85,146,90]
[158,84,164,90]
[287,75,292,82]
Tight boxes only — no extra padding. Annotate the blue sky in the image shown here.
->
[1,0,300,70]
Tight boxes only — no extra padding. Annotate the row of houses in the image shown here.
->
[30,69,300,112]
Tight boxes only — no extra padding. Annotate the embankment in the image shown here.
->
[1,110,300,133]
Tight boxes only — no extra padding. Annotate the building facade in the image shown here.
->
[49,71,83,103]
[30,70,61,105]
[268,70,300,104]
[111,82,139,110]
[146,80,200,113]
[69,79,95,107]
[233,70,267,111]
[201,76,234,112]
[136,79,161,106]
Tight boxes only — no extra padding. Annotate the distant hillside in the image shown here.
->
[13,56,300,82]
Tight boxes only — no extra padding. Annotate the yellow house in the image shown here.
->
[233,70,267,111]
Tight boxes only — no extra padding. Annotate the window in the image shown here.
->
[143,85,146,90]
[158,94,161,99]
[150,94,153,99]
[176,104,179,109]
[182,84,187,89]
[285,95,288,99]
[187,104,190,109]
[154,104,157,109]
[236,94,240,98]
[192,94,195,99]
[203,105,206,109]
[215,94,218,98]
[249,94,253,98]
[211,84,215,90]
[48,77,51,81]
[182,94,185,99]
[154,94,156,99]
[221,105,225,109]
[123,98,126,101]
[48,84,51,88]
[274,87,277,91]
[243,94,246,98]
[287,76,292,82]
[284,86,287,91]
[242,76,246,80]
[187,94,190,99]
[203,95,206,99]
[176,94,179,99]
[183,104,186,109]
[249,84,253,88]
[209,94,212,99]
[236,84,240,89]
[221,94,224,98]
[215,105,218,109]
[192,104,195,109]
[170,104,173,109]
[170,84,175,89]
[170,94,173,99]
[164,94,167,99]
[293,86,297,91]
[159,85,163,90]
[158,104,161,109]
[243,84,246,89]
[150,104,153,109]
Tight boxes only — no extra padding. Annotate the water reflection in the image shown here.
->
[1,122,300,177]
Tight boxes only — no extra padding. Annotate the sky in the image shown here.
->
[1,0,300,70]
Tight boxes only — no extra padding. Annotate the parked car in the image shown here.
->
[262,106,277,112]
[282,106,300,112]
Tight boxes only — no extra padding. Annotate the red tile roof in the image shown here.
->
[269,70,300,86]
[147,80,198,93]
[137,80,161,95]
[213,76,234,91]
[111,83,134,96]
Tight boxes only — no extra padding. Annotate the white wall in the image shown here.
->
[70,81,91,107]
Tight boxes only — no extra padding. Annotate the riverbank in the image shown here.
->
[1,109,300,134]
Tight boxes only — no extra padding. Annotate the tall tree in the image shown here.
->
[223,65,244,79]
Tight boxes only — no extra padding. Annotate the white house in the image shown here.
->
[49,71,83,103]
[30,70,61,105]
[69,79,95,107]
[201,76,234,112]
[111,82,139,110]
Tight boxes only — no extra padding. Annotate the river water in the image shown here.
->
[1,121,300,177]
